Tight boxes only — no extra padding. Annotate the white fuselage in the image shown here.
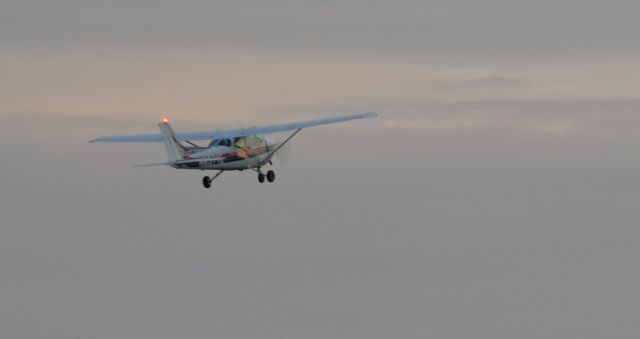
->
[173,135,278,171]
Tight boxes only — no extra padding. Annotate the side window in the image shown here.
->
[220,139,231,147]
[234,137,246,148]
[244,135,263,148]
[246,136,257,148]
[233,136,263,148]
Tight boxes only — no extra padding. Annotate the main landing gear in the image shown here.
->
[202,169,276,188]
[258,170,275,183]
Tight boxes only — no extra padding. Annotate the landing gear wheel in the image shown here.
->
[258,173,265,183]
[266,170,275,183]
[202,176,211,189]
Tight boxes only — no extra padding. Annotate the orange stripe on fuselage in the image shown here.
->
[220,146,269,160]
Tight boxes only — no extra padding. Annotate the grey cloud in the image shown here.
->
[372,96,640,119]
[3,0,640,64]
[446,76,530,89]
[274,97,640,140]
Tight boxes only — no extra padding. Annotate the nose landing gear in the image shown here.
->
[202,170,224,189]
[203,176,212,188]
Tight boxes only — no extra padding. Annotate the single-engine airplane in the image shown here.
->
[91,112,377,188]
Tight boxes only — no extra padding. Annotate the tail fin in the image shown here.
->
[159,118,187,163]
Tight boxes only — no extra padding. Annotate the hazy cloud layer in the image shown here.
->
[3,0,640,64]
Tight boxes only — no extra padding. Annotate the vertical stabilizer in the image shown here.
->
[159,118,187,163]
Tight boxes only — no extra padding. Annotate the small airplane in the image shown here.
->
[91,112,378,188]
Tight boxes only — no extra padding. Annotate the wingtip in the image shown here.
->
[363,112,378,118]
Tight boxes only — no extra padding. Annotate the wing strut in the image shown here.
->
[210,170,224,182]
[260,128,301,167]
[203,170,224,188]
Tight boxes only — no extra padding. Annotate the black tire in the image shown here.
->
[258,173,265,183]
[203,176,211,188]
[266,170,275,182]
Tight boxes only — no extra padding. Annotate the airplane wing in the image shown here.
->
[90,112,377,143]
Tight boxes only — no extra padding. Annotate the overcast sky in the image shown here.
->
[2,1,640,338]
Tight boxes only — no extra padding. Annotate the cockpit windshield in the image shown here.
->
[209,136,264,148]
